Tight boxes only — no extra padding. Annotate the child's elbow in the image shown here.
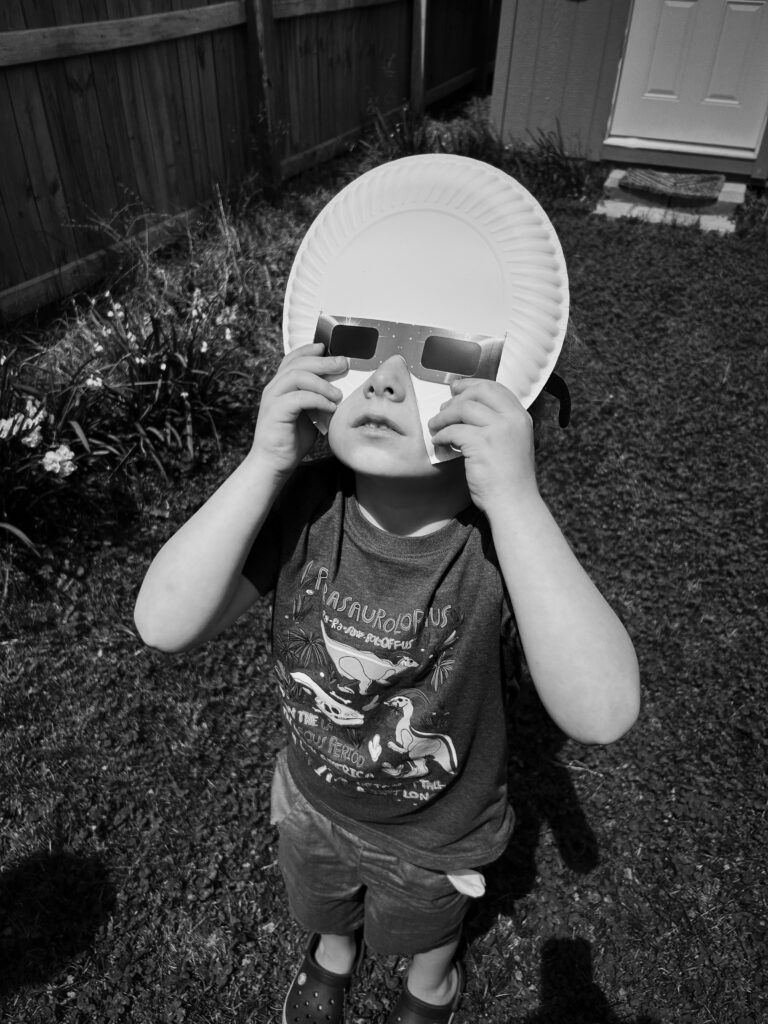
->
[133,605,189,654]
[588,704,640,745]
[587,669,641,745]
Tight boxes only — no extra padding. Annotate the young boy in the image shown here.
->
[134,339,640,1023]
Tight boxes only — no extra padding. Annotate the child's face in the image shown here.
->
[327,354,438,479]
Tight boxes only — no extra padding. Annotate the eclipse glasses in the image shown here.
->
[315,313,505,386]
[314,313,570,426]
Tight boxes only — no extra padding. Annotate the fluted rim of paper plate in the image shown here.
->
[283,154,569,407]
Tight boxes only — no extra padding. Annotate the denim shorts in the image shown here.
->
[270,748,470,956]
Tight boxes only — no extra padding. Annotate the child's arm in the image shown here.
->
[133,345,347,653]
[429,379,640,745]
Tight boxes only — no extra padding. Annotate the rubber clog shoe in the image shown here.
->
[282,933,362,1024]
[385,961,465,1024]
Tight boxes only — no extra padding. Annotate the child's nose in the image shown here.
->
[364,355,410,400]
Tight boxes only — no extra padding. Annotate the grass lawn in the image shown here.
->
[1,145,766,1024]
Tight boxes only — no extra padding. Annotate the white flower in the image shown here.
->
[41,444,76,477]
[0,415,22,440]
[21,425,43,448]
[24,399,46,428]
[200,340,209,354]
[93,342,104,353]
[85,375,104,388]
[224,327,232,343]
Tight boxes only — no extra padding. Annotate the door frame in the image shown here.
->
[600,0,768,179]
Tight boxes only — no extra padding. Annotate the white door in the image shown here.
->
[607,0,768,158]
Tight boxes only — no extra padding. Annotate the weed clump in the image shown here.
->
[363,98,602,209]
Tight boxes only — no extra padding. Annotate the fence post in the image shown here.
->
[410,0,427,116]
[244,0,282,192]
[478,0,497,96]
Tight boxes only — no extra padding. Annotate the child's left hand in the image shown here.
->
[428,379,539,514]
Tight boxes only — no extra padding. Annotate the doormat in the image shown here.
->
[620,168,726,203]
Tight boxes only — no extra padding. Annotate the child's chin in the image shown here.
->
[332,443,432,479]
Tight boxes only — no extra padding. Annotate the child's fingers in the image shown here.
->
[281,346,348,379]
[278,389,340,418]
[429,422,476,452]
[450,377,523,414]
[428,396,496,433]
[270,369,343,403]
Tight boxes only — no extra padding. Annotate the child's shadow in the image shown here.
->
[466,668,600,938]
[521,938,660,1024]
[0,849,116,998]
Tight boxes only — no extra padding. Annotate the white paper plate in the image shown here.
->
[283,154,569,407]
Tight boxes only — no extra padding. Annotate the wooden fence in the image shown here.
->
[0,0,500,323]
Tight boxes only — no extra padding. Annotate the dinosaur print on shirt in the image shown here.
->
[275,558,461,805]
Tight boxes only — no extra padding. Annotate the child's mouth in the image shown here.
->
[359,421,397,436]
[354,415,402,435]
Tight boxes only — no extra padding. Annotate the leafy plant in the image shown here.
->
[0,347,97,552]
[735,182,768,239]
[363,101,599,211]
[1,285,256,551]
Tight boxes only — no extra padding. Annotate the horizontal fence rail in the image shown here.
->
[0,0,499,322]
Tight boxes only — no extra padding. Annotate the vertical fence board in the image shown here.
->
[4,64,74,270]
[0,2,25,31]
[130,0,189,212]
[274,1,411,172]
[19,0,101,256]
[171,0,216,200]
[212,25,249,192]
[245,0,282,190]
[0,75,38,287]
[0,201,23,293]
[191,16,230,193]
[50,0,123,228]
[411,0,426,115]
[108,0,173,211]
[0,0,498,321]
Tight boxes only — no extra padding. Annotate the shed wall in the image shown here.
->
[490,0,631,159]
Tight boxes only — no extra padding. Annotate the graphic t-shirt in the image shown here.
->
[243,457,517,870]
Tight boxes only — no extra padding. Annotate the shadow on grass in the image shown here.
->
[522,938,661,1024]
[461,679,656,1021]
[0,850,116,997]
[466,675,600,941]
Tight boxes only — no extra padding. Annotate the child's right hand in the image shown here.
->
[250,344,348,475]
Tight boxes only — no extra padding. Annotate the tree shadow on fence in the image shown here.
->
[0,849,116,998]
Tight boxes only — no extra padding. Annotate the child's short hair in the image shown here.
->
[529,317,582,438]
